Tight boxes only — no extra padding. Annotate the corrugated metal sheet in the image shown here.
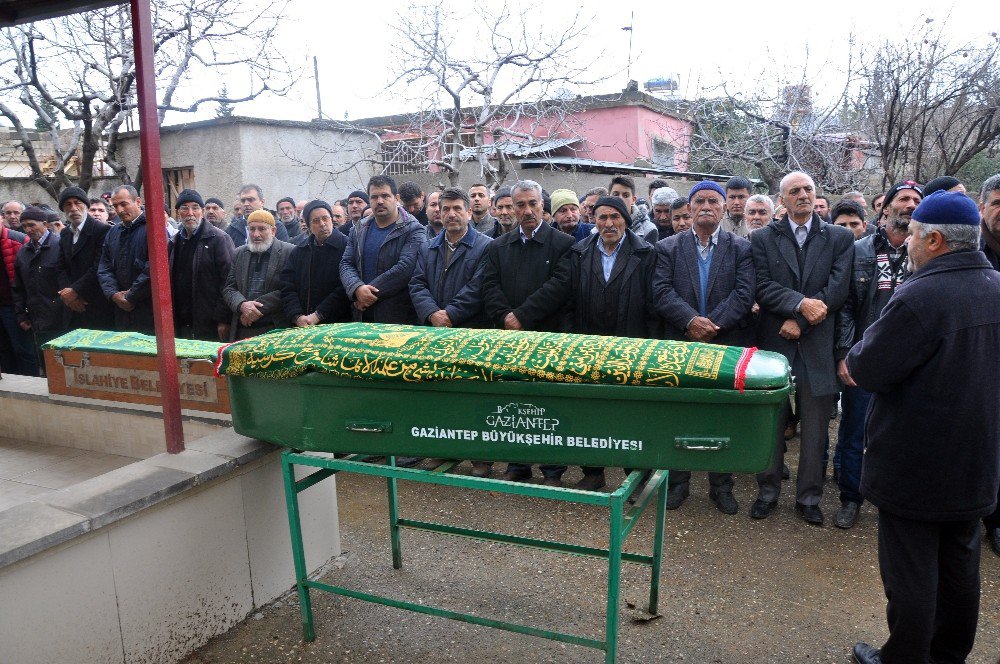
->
[459,136,579,160]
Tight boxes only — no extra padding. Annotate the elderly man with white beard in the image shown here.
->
[167,188,236,341]
[222,209,295,341]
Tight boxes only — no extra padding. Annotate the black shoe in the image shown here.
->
[542,477,564,487]
[987,526,1000,557]
[750,499,777,519]
[852,642,882,663]
[710,490,739,515]
[395,456,422,468]
[781,463,791,480]
[576,472,606,491]
[666,484,689,510]
[834,501,860,529]
[502,468,531,482]
[796,503,824,526]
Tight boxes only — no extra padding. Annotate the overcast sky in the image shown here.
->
[215,0,993,125]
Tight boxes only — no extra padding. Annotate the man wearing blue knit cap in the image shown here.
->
[846,191,1000,664]
[653,180,756,514]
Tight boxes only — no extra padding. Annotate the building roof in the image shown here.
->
[117,115,371,139]
[349,84,692,132]
[0,0,121,25]
[518,156,757,184]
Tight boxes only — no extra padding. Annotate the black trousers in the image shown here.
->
[983,484,1000,530]
[877,509,981,664]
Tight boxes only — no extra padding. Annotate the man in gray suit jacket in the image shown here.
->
[750,171,854,525]
[653,180,756,515]
[221,210,294,341]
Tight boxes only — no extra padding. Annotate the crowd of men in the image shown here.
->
[2,166,999,663]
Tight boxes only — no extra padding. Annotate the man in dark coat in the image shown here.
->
[481,179,575,485]
[750,171,854,525]
[408,186,493,474]
[409,187,492,330]
[340,176,426,325]
[56,186,114,331]
[12,207,65,370]
[847,191,1000,664]
[561,195,658,490]
[977,173,1000,558]
[280,200,351,328]
[98,185,155,333]
[222,210,295,341]
[832,188,917,531]
[653,181,756,514]
[167,189,236,341]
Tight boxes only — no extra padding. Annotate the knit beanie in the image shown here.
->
[911,190,980,226]
[688,181,727,200]
[246,209,276,227]
[921,176,962,197]
[882,181,923,210]
[58,186,89,210]
[205,197,225,208]
[174,188,205,209]
[549,189,579,215]
[591,196,631,222]
[303,199,334,224]
[347,190,370,205]
[19,206,49,223]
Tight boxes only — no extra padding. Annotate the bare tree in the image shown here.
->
[859,19,1000,188]
[684,45,875,194]
[0,0,296,199]
[285,0,606,189]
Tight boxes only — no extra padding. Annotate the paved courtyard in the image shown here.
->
[185,439,1000,663]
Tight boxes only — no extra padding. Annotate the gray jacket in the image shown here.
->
[630,206,659,244]
[222,239,295,340]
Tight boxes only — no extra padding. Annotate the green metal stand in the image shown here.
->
[281,449,668,663]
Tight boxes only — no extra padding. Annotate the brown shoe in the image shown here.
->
[542,477,564,487]
[575,472,606,491]
[471,462,492,478]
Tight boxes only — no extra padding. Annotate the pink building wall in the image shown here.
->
[384,102,692,173]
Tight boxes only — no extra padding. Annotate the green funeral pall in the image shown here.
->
[217,322,775,391]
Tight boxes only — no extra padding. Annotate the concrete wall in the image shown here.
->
[0,375,226,459]
[0,446,339,664]
[0,176,120,209]
[115,122,378,207]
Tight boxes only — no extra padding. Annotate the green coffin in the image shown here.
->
[223,324,791,472]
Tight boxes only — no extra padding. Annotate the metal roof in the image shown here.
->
[458,136,580,161]
[518,156,760,184]
[0,0,122,25]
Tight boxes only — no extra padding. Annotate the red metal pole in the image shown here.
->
[130,0,185,453]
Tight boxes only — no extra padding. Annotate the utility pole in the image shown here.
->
[623,11,634,81]
[314,56,323,120]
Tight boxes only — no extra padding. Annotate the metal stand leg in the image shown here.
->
[648,471,668,614]
[605,494,624,664]
[282,453,316,641]
[386,456,403,569]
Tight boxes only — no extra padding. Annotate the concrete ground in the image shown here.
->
[186,436,1000,664]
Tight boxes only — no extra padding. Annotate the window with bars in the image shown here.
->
[380,139,426,175]
[162,167,195,210]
